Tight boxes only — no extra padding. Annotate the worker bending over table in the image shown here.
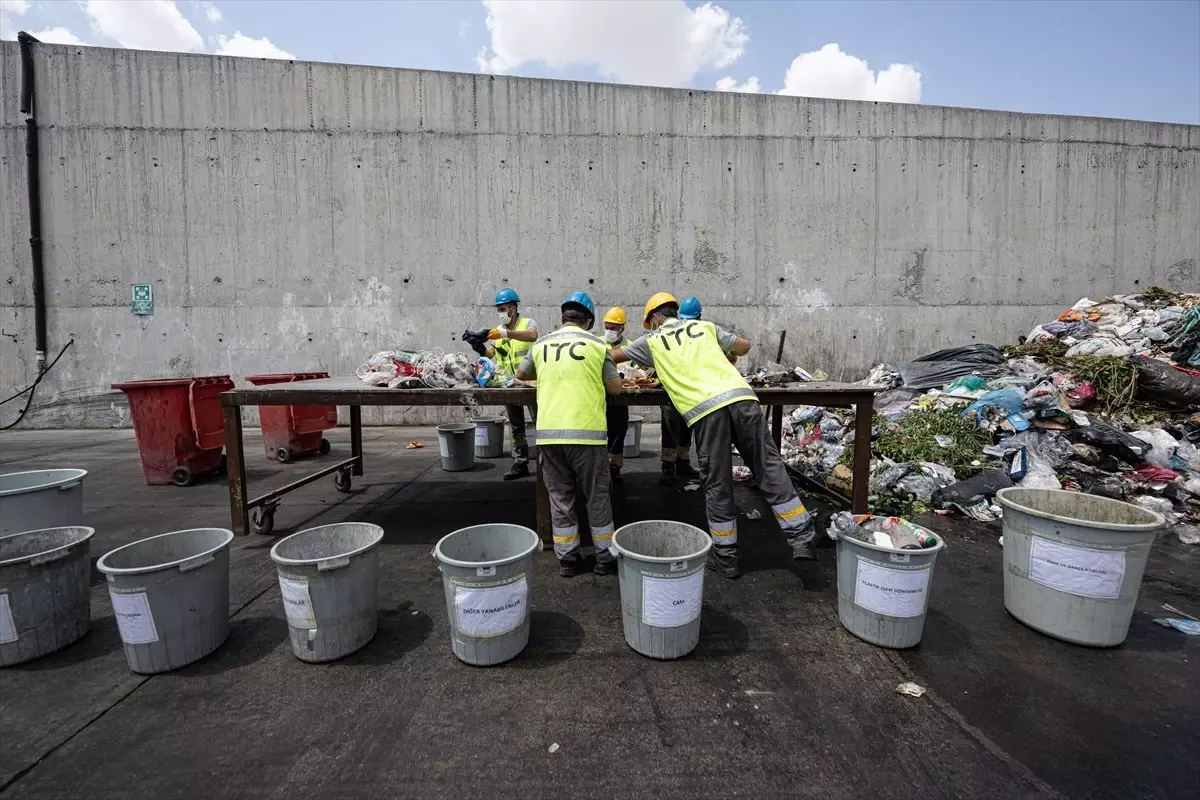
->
[602,306,633,487]
[485,288,538,481]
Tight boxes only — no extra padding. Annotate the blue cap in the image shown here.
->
[494,288,520,306]
[679,296,702,320]
[562,291,595,318]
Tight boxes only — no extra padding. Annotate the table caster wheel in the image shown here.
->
[334,470,352,493]
[251,506,275,536]
[318,438,331,455]
[171,467,193,487]
[276,446,293,463]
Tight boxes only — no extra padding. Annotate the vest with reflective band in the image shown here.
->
[493,316,534,375]
[647,319,756,426]
[532,325,609,445]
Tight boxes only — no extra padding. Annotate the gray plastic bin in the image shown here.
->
[96,528,234,673]
[623,415,645,459]
[434,523,539,666]
[437,423,477,472]
[471,417,505,458]
[270,522,385,662]
[1,469,87,536]
[996,488,1164,647]
[0,526,96,666]
[834,517,945,649]
[611,520,711,659]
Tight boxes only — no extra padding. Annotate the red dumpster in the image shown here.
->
[244,372,338,463]
[111,375,235,486]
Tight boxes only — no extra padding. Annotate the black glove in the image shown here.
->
[462,329,490,357]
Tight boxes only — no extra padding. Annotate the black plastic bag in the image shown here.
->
[912,344,1007,364]
[462,329,490,357]
[1132,357,1200,409]
[890,344,1010,389]
[1065,419,1152,464]
[931,470,1013,508]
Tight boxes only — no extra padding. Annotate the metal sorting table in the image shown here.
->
[220,377,880,543]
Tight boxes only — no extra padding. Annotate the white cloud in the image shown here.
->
[715,75,760,93]
[30,26,87,45]
[778,43,921,103]
[83,0,204,52]
[476,0,747,87]
[215,31,294,59]
[202,2,221,22]
[0,0,29,39]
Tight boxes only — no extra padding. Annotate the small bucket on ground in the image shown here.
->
[611,520,712,659]
[437,423,477,472]
[507,422,537,458]
[96,528,234,674]
[623,415,645,459]
[270,522,385,662]
[471,417,505,458]
[834,517,945,649]
[996,488,1164,647]
[0,526,96,666]
[0,469,87,537]
[433,524,539,666]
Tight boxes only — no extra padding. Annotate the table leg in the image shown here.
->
[852,398,873,513]
[771,405,783,447]
[535,459,552,551]
[223,405,248,536]
[350,405,363,476]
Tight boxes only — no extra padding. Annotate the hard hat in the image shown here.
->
[642,292,679,327]
[562,290,596,318]
[494,288,520,307]
[679,296,702,320]
[603,306,627,326]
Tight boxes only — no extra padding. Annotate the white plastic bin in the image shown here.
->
[96,528,234,673]
[996,488,1164,646]
[471,417,505,458]
[437,423,477,472]
[434,524,539,666]
[270,522,385,662]
[611,520,711,659]
[0,469,87,536]
[623,415,645,459]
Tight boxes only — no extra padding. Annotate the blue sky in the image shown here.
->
[2,0,1198,123]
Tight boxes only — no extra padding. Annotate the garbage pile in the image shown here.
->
[356,350,510,389]
[781,288,1200,542]
[829,513,940,549]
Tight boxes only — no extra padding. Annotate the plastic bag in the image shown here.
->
[1132,495,1174,520]
[962,389,1025,423]
[1066,334,1133,358]
[1066,419,1152,464]
[1132,357,1200,408]
[1018,454,1061,490]
[912,344,1007,364]
[1130,428,1181,469]
[931,470,1013,508]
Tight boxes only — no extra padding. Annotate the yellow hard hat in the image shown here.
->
[642,292,678,327]
[603,306,627,325]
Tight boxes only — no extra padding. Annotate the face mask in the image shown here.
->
[605,329,621,344]
[499,311,511,325]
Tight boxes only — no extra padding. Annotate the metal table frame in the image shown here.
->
[220,378,879,543]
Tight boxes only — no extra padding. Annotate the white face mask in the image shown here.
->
[499,310,512,325]
[604,329,621,344]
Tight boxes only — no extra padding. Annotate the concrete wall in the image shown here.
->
[2,42,1198,427]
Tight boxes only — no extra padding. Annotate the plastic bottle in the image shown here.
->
[916,531,939,548]
[887,525,922,550]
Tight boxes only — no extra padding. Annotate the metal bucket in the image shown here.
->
[270,522,385,662]
[0,526,96,666]
[996,488,1164,646]
[437,423,477,472]
[433,524,539,666]
[623,415,645,459]
[96,528,234,673]
[0,469,88,536]
[471,417,505,458]
[834,518,945,649]
[611,520,711,660]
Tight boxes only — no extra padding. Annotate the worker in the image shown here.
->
[485,288,538,481]
[679,296,703,320]
[659,296,702,484]
[612,293,816,579]
[517,292,624,577]
[602,306,632,487]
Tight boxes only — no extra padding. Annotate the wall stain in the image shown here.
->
[1166,258,1196,286]
[900,247,927,302]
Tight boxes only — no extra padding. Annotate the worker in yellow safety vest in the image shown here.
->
[602,306,632,487]
[485,288,538,481]
[517,292,625,577]
[658,296,703,484]
[611,292,816,579]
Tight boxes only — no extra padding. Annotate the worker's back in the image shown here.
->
[531,324,608,445]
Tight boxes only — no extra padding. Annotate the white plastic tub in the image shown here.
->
[0,469,87,536]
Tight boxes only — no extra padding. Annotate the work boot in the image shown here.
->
[503,462,531,481]
[706,545,741,579]
[676,462,699,480]
[559,557,582,578]
[593,554,617,576]
[610,465,624,488]
[659,463,675,485]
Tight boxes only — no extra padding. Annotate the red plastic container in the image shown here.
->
[244,372,338,463]
[111,376,235,486]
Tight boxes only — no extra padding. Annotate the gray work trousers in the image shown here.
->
[540,444,615,563]
[692,401,814,562]
[507,405,537,466]
[661,406,693,464]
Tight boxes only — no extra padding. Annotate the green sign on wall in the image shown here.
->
[131,283,153,315]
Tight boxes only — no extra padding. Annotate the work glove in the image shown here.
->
[728,354,739,365]
[461,329,490,357]
[487,328,505,341]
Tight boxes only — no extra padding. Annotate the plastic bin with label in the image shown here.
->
[244,372,338,463]
[111,376,235,486]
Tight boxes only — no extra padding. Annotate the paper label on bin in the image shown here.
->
[110,590,159,644]
[439,437,450,458]
[641,571,704,628]
[0,594,17,644]
[475,427,489,447]
[279,577,316,628]
[1028,538,1124,599]
[854,561,930,618]
[455,577,528,638]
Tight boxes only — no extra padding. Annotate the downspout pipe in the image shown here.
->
[17,31,46,374]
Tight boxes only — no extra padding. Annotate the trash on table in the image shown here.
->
[895,682,927,698]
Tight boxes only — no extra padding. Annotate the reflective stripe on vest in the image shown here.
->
[531,325,609,445]
[493,316,534,374]
[647,319,755,426]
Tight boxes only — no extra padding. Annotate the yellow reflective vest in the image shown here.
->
[532,325,609,445]
[647,319,756,426]
[493,317,534,375]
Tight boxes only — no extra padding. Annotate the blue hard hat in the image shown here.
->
[494,288,520,306]
[562,290,595,318]
[679,296,702,320]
